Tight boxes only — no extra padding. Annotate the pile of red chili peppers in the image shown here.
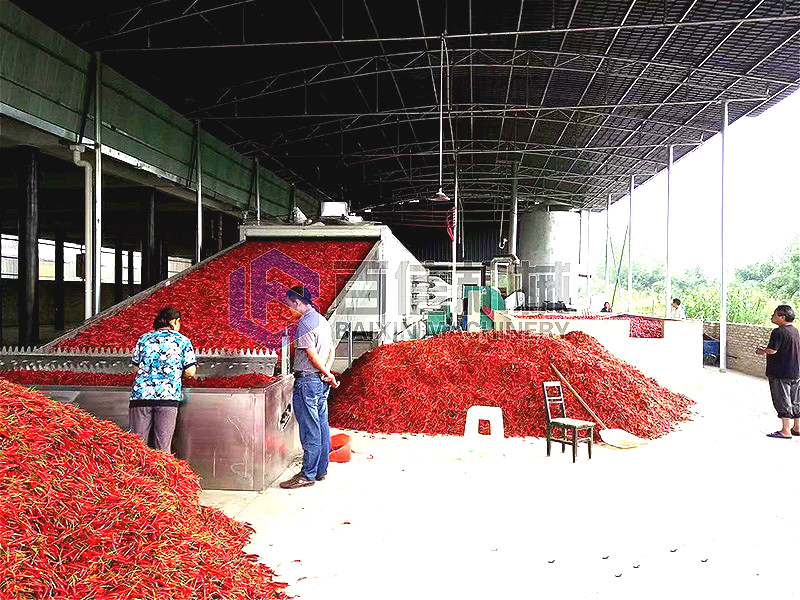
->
[0,378,289,599]
[513,313,665,338]
[0,371,275,389]
[56,240,374,352]
[329,330,693,440]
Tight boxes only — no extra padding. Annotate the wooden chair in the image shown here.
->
[542,381,594,463]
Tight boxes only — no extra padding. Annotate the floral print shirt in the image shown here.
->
[131,329,196,401]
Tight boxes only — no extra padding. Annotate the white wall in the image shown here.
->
[494,313,703,394]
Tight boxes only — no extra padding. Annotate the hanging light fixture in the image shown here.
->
[429,34,450,203]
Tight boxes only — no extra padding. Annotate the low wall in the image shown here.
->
[704,321,771,378]
[494,312,702,394]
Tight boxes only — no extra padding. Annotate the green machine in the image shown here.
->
[425,306,452,336]
[463,285,506,330]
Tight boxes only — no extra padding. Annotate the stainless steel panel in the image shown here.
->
[38,376,300,491]
[45,387,131,429]
[262,376,300,489]
[173,389,263,490]
[240,223,384,240]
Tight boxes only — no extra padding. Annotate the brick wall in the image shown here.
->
[703,321,772,378]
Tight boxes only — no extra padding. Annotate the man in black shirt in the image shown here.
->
[756,305,800,439]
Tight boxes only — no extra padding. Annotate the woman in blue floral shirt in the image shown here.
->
[130,306,197,452]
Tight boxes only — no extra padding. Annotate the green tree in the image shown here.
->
[764,241,800,302]
[682,282,774,325]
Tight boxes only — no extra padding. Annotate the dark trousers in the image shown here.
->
[769,378,800,419]
[129,406,179,452]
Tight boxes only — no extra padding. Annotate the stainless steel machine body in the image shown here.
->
[40,375,299,491]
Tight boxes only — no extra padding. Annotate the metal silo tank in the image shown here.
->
[517,209,580,309]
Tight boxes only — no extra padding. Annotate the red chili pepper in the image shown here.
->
[329,330,693,440]
[0,378,290,598]
[56,240,374,353]
[0,371,275,389]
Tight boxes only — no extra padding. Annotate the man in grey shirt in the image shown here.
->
[280,285,339,489]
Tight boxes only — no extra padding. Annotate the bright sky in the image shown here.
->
[587,89,800,276]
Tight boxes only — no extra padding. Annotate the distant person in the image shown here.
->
[130,306,196,453]
[669,298,686,320]
[756,305,799,439]
[600,301,613,313]
[280,285,339,489]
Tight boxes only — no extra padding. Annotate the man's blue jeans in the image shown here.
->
[293,374,331,480]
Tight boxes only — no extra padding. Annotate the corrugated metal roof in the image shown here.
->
[9,0,800,228]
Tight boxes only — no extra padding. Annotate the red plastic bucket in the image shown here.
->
[329,433,352,463]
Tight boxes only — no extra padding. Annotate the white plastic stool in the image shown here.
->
[464,405,504,439]
[463,406,505,461]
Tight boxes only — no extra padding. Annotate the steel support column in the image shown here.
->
[510,161,519,256]
[195,121,203,264]
[605,194,610,302]
[17,146,39,347]
[720,102,728,372]
[586,210,591,309]
[93,51,103,315]
[665,145,673,317]
[114,234,123,303]
[54,228,65,331]
[160,240,169,281]
[0,259,3,345]
[216,213,224,253]
[451,172,459,320]
[127,247,135,297]
[254,157,261,224]
[141,190,156,288]
[627,175,634,312]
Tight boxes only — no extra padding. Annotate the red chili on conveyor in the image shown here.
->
[55,240,374,352]
[0,371,275,389]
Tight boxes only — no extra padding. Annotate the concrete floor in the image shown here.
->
[201,367,800,600]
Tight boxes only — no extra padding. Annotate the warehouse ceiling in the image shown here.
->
[10,0,800,228]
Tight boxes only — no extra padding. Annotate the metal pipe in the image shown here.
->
[438,34,444,195]
[579,209,583,296]
[189,48,797,116]
[93,51,103,315]
[720,102,728,372]
[347,321,354,368]
[605,193,610,302]
[665,145,673,317]
[127,247,135,297]
[204,98,767,122]
[451,169,459,322]
[195,120,203,263]
[254,157,261,224]
[114,234,123,304]
[627,174,633,312]
[114,14,800,51]
[586,209,591,310]
[71,145,93,320]
[510,160,518,256]
[54,228,65,331]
